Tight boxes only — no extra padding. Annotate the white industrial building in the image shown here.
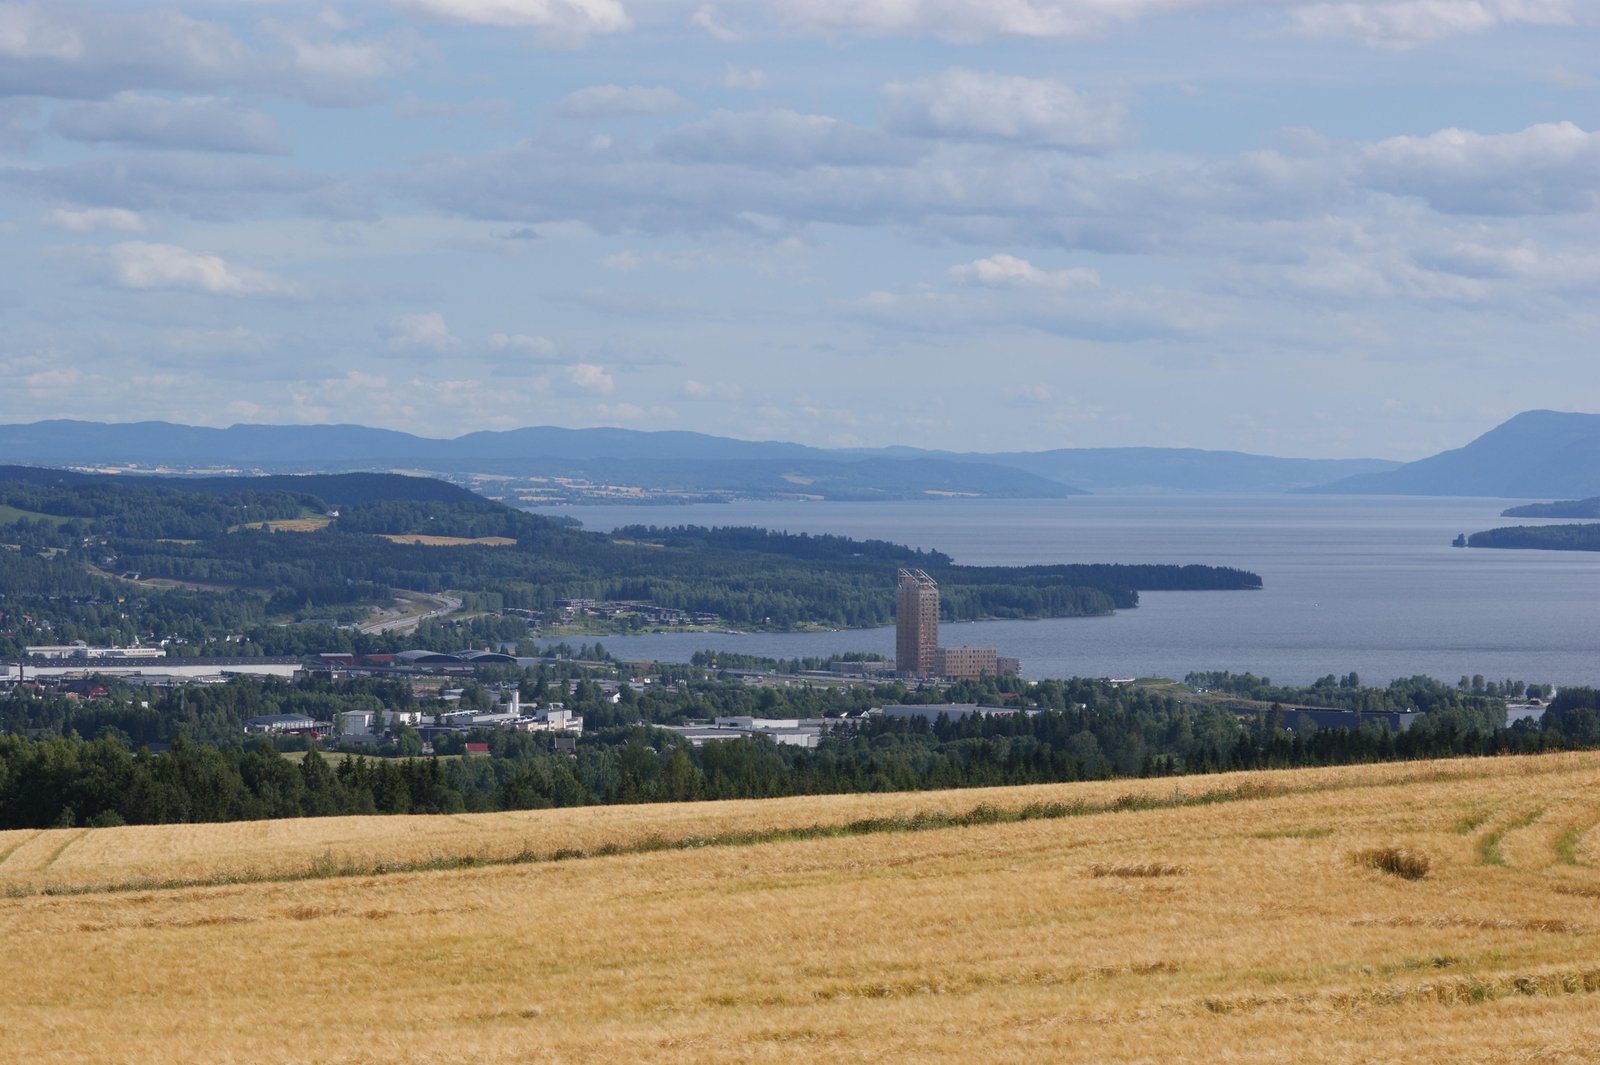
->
[25,643,166,660]
[657,716,828,748]
[9,657,302,681]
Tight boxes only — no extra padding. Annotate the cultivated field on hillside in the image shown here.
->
[6,754,1600,1063]
[231,517,334,533]
[378,533,517,546]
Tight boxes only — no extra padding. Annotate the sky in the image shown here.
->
[1,0,1597,461]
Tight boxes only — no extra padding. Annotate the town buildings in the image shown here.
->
[656,716,851,748]
[933,646,1022,681]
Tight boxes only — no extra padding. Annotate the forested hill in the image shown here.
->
[614,527,1263,594]
[0,465,480,508]
[0,470,1262,655]
[0,465,320,539]
[613,525,954,566]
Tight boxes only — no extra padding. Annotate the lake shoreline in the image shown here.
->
[527,495,1600,688]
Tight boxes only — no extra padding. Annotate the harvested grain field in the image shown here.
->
[378,533,517,546]
[6,753,1600,1064]
[230,517,333,533]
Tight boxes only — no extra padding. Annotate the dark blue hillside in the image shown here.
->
[1312,411,1600,498]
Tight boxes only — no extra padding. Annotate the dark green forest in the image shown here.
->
[1183,670,1533,717]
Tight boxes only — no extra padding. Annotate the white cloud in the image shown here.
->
[487,331,561,359]
[272,29,419,82]
[384,311,461,351]
[950,253,1101,290]
[1358,121,1600,214]
[853,277,1224,342]
[599,248,702,271]
[0,96,36,152]
[683,378,740,399]
[552,84,693,119]
[399,0,632,39]
[595,401,645,419]
[1290,0,1574,46]
[565,361,614,393]
[656,109,912,168]
[0,4,399,106]
[6,153,323,220]
[771,0,1203,41]
[316,9,359,33]
[44,207,147,232]
[396,94,516,125]
[722,65,767,89]
[51,93,289,155]
[1210,210,1600,311]
[691,3,740,41]
[0,5,248,97]
[885,69,1124,152]
[161,326,272,355]
[773,0,1575,45]
[0,3,83,61]
[1532,65,1598,90]
[1243,246,1493,304]
[403,114,1600,275]
[101,241,295,296]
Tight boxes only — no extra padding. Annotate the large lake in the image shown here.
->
[526,496,1600,688]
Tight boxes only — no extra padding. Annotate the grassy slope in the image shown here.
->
[6,753,1600,1063]
[0,503,68,525]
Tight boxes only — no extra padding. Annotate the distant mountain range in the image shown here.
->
[0,412,1594,500]
[1308,411,1600,499]
[875,447,1398,494]
[0,419,1403,500]
[0,421,1078,501]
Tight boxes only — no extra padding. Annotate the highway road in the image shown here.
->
[358,592,463,636]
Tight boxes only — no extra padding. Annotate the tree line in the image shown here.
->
[3,670,1597,829]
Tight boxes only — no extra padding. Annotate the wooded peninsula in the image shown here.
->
[0,465,1260,656]
[1500,497,1600,518]
[1462,523,1600,551]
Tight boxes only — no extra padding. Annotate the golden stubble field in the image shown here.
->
[378,534,517,547]
[5,753,1600,1064]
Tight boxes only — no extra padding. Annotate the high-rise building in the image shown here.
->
[895,568,939,677]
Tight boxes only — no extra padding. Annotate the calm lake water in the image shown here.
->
[526,496,1600,688]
